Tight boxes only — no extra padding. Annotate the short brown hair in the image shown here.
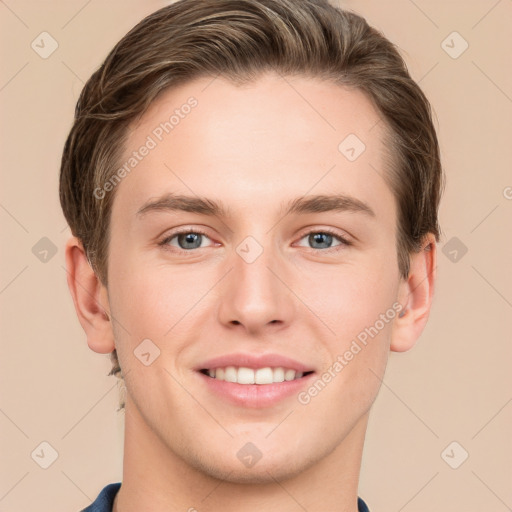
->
[60,0,444,410]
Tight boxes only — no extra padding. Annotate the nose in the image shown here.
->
[217,238,295,335]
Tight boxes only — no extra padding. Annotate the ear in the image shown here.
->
[64,236,115,354]
[390,233,437,352]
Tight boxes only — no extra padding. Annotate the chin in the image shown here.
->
[184,443,322,484]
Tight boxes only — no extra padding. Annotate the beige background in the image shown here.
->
[1,1,511,511]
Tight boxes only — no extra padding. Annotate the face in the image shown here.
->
[105,73,402,482]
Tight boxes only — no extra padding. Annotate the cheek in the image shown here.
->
[302,256,398,401]
[299,254,399,340]
[299,310,393,430]
[107,246,193,337]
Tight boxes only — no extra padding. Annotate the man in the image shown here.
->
[60,0,443,510]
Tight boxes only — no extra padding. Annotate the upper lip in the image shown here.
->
[196,353,314,373]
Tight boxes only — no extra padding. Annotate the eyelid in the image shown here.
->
[158,226,216,249]
[294,227,353,249]
[295,222,353,240]
[158,225,353,254]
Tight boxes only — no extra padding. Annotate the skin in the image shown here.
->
[65,72,436,512]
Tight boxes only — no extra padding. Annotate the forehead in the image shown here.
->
[128,73,385,151]
[113,73,394,223]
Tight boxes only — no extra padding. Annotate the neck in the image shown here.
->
[113,397,368,512]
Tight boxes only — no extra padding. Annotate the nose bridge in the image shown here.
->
[218,233,292,331]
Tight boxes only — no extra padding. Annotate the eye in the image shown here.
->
[296,229,352,251]
[158,227,352,254]
[159,229,214,252]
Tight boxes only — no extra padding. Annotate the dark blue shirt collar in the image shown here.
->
[82,482,370,511]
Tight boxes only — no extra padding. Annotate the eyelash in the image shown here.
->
[158,227,352,254]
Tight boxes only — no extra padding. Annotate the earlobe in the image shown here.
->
[64,236,115,354]
[390,234,437,352]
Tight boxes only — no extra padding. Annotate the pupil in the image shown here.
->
[311,233,332,249]
[180,233,200,249]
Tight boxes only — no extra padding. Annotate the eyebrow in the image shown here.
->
[136,192,376,219]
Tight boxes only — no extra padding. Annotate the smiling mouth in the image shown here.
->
[200,366,314,385]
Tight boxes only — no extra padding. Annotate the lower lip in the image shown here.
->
[197,371,315,408]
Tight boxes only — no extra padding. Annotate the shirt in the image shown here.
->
[81,482,371,511]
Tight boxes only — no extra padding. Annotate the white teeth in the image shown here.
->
[238,367,255,384]
[272,367,285,383]
[284,369,296,381]
[255,367,273,384]
[205,366,309,384]
[224,366,237,383]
